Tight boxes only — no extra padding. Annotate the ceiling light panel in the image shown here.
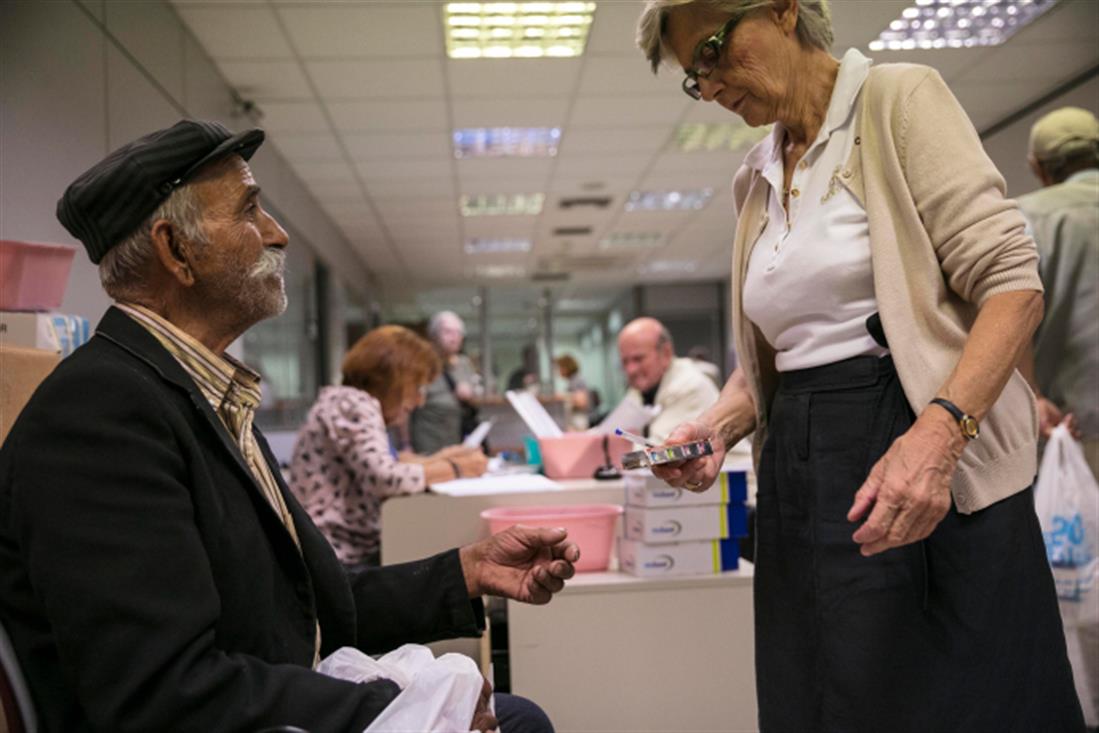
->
[460,193,545,216]
[473,264,528,278]
[453,127,561,158]
[674,122,771,153]
[640,259,699,275]
[464,238,533,254]
[445,2,597,59]
[869,0,1059,51]
[625,188,714,212]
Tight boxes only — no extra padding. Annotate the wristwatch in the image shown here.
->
[930,398,980,440]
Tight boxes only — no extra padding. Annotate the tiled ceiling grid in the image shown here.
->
[171,0,1099,317]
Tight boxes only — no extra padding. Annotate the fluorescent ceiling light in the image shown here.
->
[599,231,663,248]
[675,122,771,153]
[625,188,714,212]
[473,263,527,278]
[464,238,533,254]
[445,2,596,59]
[453,127,561,158]
[639,259,699,275]
[460,193,545,216]
[869,0,1059,51]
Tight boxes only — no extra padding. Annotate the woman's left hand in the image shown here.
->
[847,409,967,556]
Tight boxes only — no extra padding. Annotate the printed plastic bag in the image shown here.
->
[1035,424,1099,626]
[317,643,489,733]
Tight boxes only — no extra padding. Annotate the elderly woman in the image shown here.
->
[409,310,482,454]
[290,325,487,570]
[636,1,1084,731]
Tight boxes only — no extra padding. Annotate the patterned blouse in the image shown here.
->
[288,385,426,566]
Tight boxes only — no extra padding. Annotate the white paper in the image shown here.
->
[429,474,561,497]
[505,389,563,438]
[462,419,494,448]
[590,397,660,436]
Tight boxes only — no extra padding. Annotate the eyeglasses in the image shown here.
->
[682,16,740,101]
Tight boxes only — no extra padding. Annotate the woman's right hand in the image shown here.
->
[453,448,488,478]
[651,420,727,493]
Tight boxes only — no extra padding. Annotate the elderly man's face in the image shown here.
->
[619,331,673,393]
[188,156,289,325]
[434,317,465,357]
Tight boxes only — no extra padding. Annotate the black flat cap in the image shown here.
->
[57,119,265,263]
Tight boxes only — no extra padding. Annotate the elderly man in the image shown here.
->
[0,120,574,732]
[409,310,481,455]
[1017,106,1099,730]
[617,316,720,442]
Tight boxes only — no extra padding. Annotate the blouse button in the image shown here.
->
[790,188,800,198]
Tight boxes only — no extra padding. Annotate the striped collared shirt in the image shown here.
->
[116,302,321,663]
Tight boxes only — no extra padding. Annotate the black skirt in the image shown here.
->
[754,355,1084,733]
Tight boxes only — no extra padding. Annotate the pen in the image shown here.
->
[614,428,657,447]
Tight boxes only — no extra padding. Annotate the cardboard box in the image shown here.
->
[624,503,748,544]
[618,537,740,577]
[1,345,60,445]
[625,469,748,507]
[0,311,60,352]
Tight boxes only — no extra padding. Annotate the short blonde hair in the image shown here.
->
[636,0,833,74]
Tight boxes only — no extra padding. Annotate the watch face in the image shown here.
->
[961,416,980,439]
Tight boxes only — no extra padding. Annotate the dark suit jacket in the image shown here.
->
[0,307,484,732]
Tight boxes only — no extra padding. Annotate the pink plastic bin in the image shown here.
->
[0,240,77,311]
[481,504,623,572]
[538,433,633,480]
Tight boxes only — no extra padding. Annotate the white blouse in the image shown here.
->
[741,48,888,372]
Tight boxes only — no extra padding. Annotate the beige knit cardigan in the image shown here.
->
[731,63,1042,515]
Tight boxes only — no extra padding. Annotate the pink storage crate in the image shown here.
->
[538,433,633,480]
[0,240,77,311]
[481,504,623,572]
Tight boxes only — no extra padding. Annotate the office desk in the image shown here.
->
[508,565,757,733]
[380,478,626,565]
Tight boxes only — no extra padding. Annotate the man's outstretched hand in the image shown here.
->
[459,526,580,604]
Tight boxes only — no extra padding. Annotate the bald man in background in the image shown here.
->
[617,317,720,442]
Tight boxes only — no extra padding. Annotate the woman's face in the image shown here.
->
[664,3,801,128]
[384,382,428,426]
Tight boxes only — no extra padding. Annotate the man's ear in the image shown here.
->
[149,219,196,287]
[1028,155,1052,187]
[772,0,799,34]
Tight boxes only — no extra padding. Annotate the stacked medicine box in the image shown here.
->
[618,467,750,578]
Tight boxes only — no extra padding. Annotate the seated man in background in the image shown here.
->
[0,120,575,732]
[617,317,720,442]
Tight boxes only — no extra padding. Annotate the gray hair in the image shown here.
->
[99,184,208,300]
[637,0,834,74]
[428,310,465,340]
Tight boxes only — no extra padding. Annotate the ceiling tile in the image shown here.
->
[457,157,555,182]
[216,60,312,100]
[463,216,537,238]
[303,181,364,203]
[954,40,1099,85]
[451,97,570,128]
[174,5,292,59]
[569,95,688,127]
[863,48,994,84]
[307,59,445,99]
[269,132,345,161]
[1007,0,1099,43]
[448,58,582,97]
[255,101,329,133]
[829,0,910,50]
[577,56,676,96]
[278,4,441,58]
[585,2,646,58]
[374,197,457,217]
[328,99,449,132]
[559,126,671,156]
[553,153,650,180]
[355,156,452,181]
[458,178,552,195]
[343,131,452,159]
[290,160,358,185]
[364,177,456,198]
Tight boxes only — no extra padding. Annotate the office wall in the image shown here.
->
[0,0,374,326]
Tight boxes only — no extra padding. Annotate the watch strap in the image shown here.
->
[930,398,979,440]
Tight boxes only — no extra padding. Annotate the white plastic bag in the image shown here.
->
[1035,424,1099,627]
[316,643,489,733]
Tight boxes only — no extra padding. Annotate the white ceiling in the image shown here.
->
[170,0,1099,320]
